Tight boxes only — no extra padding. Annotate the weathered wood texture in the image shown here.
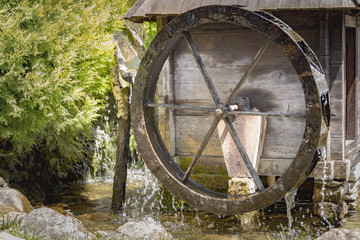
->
[345,15,360,160]
[157,16,323,176]
[346,27,357,140]
[124,0,358,22]
[358,17,360,143]
[218,115,266,178]
[157,11,358,177]
[327,12,345,160]
[276,11,345,161]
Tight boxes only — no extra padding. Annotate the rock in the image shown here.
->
[337,202,348,220]
[313,201,338,219]
[0,206,18,218]
[0,211,26,223]
[0,188,32,213]
[77,212,124,233]
[315,228,360,240]
[313,180,347,203]
[313,201,348,221]
[0,177,7,188]
[106,221,173,240]
[0,231,24,240]
[228,177,256,196]
[21,207,94,240]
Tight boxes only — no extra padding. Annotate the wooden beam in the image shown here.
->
[156,16,168,31]
[298,0,321,9]
[257,0,278,9]
[168,53,176,156]
[201,0,222,6]
[345,14,357,27]
[124,0,147,19]
[180,0,202,14]
[164,0,184,15]
[277,0,300,9]
[319,11,330,78]
[320,0,342,8]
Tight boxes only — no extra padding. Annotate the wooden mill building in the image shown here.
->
[125,0,360,213]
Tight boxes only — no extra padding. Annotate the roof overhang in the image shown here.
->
[124,0,360,23]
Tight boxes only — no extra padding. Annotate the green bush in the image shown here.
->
[0,0,135,187]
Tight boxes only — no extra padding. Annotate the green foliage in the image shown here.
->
[0,0,133,182]
[143,21,157,49]
[0,219,43,240]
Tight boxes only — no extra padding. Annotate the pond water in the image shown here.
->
[45,166,355,240]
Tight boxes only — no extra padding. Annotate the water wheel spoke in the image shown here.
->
[228,110,306,118]
[146,102,214,113]
[183,31,222,106]
[223,117,265,192]
[225,40,271,105]
[182,117,221,183]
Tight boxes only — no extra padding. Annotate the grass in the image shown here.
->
[0,217,111,240]
[0,218,43,240]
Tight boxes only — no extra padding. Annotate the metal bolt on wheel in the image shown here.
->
[131,6,329,215]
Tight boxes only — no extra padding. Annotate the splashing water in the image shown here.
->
[122,166,162,220]
[317,147,333,228]
[285,189,297,231]
[45,161,343,239]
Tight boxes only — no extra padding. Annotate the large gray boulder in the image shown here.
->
[0,177,7,188]
[21,207,94,240]
[316,228,360,240]
[0,231,24,240]
[0,188,32,213]
[106,221,173,240]
[0,211,26,223]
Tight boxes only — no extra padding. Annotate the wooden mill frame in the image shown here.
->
[125,1,360,214]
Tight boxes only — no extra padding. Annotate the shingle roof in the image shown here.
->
[124,0,359,22]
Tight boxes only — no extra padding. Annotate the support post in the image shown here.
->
[111,67,131,211]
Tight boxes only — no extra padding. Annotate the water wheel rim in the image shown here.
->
[131,6,329,215]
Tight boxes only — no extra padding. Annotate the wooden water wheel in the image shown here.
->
[131,5,330,215]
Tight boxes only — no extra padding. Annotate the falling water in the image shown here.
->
[285,189,297,231]
[123,166,162,220]
[317,146,333,228]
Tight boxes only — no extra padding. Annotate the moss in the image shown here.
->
[159,188,190,213]
[177,157,229,193]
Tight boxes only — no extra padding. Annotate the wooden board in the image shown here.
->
[217,116,266,178]
[164,0,184,15]
[327,13,344,160]
[201,0,222,6]
[257,0,278,9]
[346,27,357,140]
[180,0,202,13]
[277,0,300,9]
[125,0,357,22]
[257,158,293,176]
[320,0,343,8]
[145,0,165,15]
[298,0,321,8]
[342,0,358,7]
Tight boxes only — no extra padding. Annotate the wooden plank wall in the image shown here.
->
[346,14,360,159]
[278,11,344,162]
[157,11,353,176]
[328,12,345,160]
[358,17,360,143]
[157,12,324,176]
